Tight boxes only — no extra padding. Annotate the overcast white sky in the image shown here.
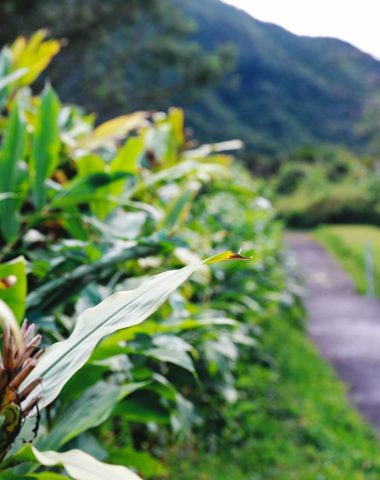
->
[222,0,380,59]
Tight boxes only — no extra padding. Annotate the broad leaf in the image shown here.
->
[0,299,22,347]
[0,99,27,241]
[38,381,147,450]
[0,256,27,323]
[31,85,60,209]
[23,252,245,409]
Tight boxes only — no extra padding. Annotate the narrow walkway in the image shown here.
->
[286,233,380,434]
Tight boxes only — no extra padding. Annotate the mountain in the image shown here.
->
[6,0,380,169]
[180,0,380,165]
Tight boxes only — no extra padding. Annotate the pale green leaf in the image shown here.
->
[0,299,22,346]
[0,255,27,323]
[30,447,142,480]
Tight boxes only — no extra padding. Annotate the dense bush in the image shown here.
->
[275,163,306,195]
[280,190,380,228]
[275,146,380,228]
[0,32,296,479]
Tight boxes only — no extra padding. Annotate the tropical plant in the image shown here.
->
[0,31,295,478]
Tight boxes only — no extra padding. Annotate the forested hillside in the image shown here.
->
[2,0,380,167]
[184,0,380,162]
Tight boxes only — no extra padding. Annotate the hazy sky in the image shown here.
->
[222,0,380,59]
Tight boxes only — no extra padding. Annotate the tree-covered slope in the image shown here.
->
[3,0,380,167]
[182,0,380,163]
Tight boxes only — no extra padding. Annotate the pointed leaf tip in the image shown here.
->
[203,250,253,265]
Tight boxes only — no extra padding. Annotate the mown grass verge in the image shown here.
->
[166,303,380,479]
[314,225,380,296]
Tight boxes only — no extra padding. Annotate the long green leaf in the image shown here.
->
[22,251,246,409]
[31,85,60,209]
[0,100,27,241]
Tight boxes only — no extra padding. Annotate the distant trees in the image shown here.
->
[0,0,234,117]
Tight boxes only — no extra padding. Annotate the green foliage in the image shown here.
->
[4,0,380,165]
[0,32,285,478]
[315,225,380,297]
[0,1,234,117]
[1,30,379,480]
[0,99,27,241]
[275,147,380,227]
[31,85,61,209]
[168,309,380,478]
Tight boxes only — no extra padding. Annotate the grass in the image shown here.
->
[166,306,380,479]
[314,225,380,296]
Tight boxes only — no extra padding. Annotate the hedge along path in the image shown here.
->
[286,232,380,434]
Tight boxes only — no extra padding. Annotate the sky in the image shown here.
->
[222,0,380,59]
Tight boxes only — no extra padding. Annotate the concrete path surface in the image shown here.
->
[286,232,380,434]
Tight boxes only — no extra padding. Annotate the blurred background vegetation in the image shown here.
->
[2,1,380,478]
[2,0,380,175]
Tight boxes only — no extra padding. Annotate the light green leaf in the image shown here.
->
[109,446,167,478]
[110,136,143,175]
[162,186,199,231]
[31,85,60,209]
[0,256,27,323]
[204,250,252,265]
[76,154,109,219]
[146,335,195,373]
[130,160,225,197]
[30,447,142,480]
[0,299,22,346]
[0,48,12,108]
[168,107,184,147]
[10,30,61,87]
[77,154,105,176]
[94,136,144,219]
[0,473,34,480]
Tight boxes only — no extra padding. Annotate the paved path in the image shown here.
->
[286,233,380,434]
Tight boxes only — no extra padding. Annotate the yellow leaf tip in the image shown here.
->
[203,250,253,265]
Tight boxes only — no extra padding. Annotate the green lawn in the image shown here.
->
[314,225,380,296]
[166,306,380,479]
